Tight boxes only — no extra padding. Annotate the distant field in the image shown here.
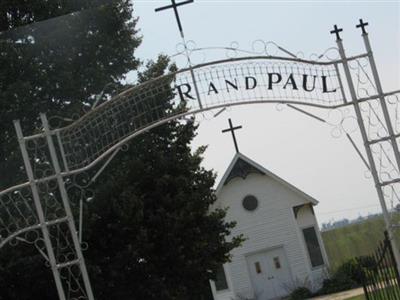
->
[321,213,400,270]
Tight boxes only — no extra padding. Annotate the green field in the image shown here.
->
[321,213,400,270]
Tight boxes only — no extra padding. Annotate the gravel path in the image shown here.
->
[308,287,364,300]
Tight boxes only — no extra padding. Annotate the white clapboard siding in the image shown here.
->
[296,206,330,290]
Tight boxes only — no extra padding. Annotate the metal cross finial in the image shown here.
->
[330,24,343,41]
[222,118,243,153]
[356,18,369,35]
[155,0,194,37]
[155,0,204,110]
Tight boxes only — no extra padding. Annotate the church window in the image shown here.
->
[302,226,324,268]
[255,261,262,274]
[273,257,281,269]
[215,265,229,291]
[242,195,258,211]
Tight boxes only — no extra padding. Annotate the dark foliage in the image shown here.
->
[0,2,243,300]
[0,2,140,299]
[85,56,243,300]
[318,258,364,295]
[0,0,141,189]
[288,287,313,300]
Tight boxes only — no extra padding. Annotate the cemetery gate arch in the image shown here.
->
[1,21,400,300]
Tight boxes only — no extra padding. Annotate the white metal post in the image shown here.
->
[361,31,400,175]
[14,120,67,300]
[360,30,400,269]
[40,113,95,300]
[334,35,400,270]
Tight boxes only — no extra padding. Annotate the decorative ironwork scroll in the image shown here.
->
[56,56,347,172]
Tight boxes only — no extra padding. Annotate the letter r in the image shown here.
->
[176,83,195,100]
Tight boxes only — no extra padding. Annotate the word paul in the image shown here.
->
[176,73,337,101]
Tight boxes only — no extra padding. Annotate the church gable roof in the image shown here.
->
[215,153,318,205]
[224,157,265,185]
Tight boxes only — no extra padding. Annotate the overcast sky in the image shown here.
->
[130,0,400,224]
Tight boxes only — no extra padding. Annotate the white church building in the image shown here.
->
[209,152,329,300]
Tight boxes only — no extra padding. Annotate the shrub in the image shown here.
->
[318,258,364,295]
[288,287,312,300]
[318,277,353,295]
[335,258,365,285]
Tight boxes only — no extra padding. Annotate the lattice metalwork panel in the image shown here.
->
[60,74,175,171]
[59,264,89,300]
[0,186,38,248]
[342,52,400,217]
[176,59,344,107]
[59,57,345,172]
[49,221,90,300]
[359,92,400,212]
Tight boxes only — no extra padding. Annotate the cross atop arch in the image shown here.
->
[356,18,369,35]
[155,0,194,37]
[330,24,343,41]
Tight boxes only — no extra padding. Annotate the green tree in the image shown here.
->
[84,56,243,300]
[0,0,141,189]
[0,1,140,299]
[0,2,243,300]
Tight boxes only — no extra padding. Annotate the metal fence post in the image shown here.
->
[40,113,95,300]
[332,28,400,272]
[14,120,67,300]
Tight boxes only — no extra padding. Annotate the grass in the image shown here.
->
[321,213,400,270]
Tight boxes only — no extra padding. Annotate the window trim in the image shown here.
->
[214,264,230,292]
[242,194,259,212]
[301,225,325,269]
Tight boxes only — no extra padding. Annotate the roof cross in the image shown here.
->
[330,24,343,41]
[155,0,194,37]
[356,18,369,35]
[222,119,243,153]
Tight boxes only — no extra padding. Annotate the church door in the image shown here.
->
[246,247,292,300]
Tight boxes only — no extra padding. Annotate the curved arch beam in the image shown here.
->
[3,56,399,195]
[54,56,349,171]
